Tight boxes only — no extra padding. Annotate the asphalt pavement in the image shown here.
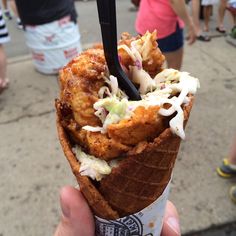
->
[0,1,236,235]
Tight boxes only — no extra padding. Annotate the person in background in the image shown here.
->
[9,0,22,29]
[2,0,22,29]
[54,186,181,236]
[216,0,227,33]
[14,0,82,75]
[0,6,10,94]
[136,0,197,71]
[201,0,218,33]
[1,0,12,19]
[190,0,211,41]
[217,135,236,203]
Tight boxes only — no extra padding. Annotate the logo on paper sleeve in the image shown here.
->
[95,215,153,236]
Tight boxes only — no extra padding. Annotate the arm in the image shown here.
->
[169,0,197,44]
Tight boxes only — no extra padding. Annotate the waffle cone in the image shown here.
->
[55,97,194,219]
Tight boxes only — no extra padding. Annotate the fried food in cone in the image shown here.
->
[55,32,199,219]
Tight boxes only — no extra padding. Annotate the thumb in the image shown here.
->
[161,200,181,236]
[54,186,95,236]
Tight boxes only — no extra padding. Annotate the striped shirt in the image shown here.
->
[0,7,10,44]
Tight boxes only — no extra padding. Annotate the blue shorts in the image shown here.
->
[157,23,184,53]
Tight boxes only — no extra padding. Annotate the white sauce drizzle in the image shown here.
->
[80,33,200,180]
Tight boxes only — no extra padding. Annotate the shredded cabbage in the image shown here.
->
[75,147,112,181]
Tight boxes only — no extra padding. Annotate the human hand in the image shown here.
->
[162,200,181,236]
[186,21,197,45]
[54,186,180,236]
[54,186,94,236]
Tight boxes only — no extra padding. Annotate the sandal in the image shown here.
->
[216,27,226,34]
[197,35,211,42]
[0,78,9,94]
[216,158,236,178]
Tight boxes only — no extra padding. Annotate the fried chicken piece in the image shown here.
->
[118,33,139,72]
[139,31,165,77]
[57,100,130,160]
[118,31,165,78]
[107,106,167,146]
[85,132,131,161]
[58,32,166,160]
[59,48,107,127]
[58,47,133,160]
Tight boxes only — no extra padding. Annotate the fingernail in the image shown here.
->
[166,217,181,235]
[61,199,70,218]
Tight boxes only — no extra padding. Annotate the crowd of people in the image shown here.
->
[0,0,235,235]
[0,0,235,94]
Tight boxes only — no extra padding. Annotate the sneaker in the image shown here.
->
[3,10,12,20]
[216,159,236,178]
[229,185,236,204]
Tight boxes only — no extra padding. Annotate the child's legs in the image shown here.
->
[191,0,202,35]
[1,0,8,10]
[203,5,212,31]
[218,0,227,27]
[8,0,19,18]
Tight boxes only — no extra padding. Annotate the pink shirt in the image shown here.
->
[135,0,184,39]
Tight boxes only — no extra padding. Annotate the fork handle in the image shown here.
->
[96,0,119,70]
[96,0,141,100]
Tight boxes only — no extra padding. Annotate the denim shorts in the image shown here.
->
[157,23,184,53]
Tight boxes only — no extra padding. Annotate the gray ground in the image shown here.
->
[0,0,236,235]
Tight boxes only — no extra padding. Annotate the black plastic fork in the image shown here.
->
[96,0,141,100]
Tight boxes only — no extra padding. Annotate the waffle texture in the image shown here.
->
[55,97,193,219]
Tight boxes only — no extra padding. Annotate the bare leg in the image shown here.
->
[8,0,22,28]
[1,0,13,21]
[8,0,20,18]
[163,47,184,71]
[1,0,8,10]
[191,0,202,36]
[0,44,9,92]
[217,0,227,29]
[203,5,211,31]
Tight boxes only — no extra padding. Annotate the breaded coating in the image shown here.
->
[118,31,165,78]
[140,31,165,77]
[59,48,107,127]
[107,106,167,145]
[85,132,131,161]
[57,100,131,160]
[58,32,167,160]
[118,33,139,72]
